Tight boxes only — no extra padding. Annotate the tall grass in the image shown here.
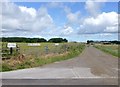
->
[1,43,85,72]
[94,44,119,58]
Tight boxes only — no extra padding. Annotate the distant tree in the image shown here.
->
[48,38,68,43]
[1,37,68,43]
[63,38,68,42]
[37,38,47,42]
[2,37,47,43]
[87,40,94,44]
[86,40,120,44]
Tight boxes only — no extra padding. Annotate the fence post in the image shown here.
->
[10,47,13,55]
[45,46,49,54]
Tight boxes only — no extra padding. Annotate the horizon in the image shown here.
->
[1,37,119,43]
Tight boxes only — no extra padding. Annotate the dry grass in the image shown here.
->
[1,42,85,72]
[95,44,119,57]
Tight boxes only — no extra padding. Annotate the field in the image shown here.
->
[94,44,119,58]
[1,42,85,72]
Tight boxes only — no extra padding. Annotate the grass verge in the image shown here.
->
[1,43,85,72]
[94,44,119,58]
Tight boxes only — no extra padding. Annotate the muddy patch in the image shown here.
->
[90,66,109,77]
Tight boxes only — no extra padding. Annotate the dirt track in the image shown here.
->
[41,46,118,77]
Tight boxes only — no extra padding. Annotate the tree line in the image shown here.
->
[87,40,120,44]
[1,37,68,43]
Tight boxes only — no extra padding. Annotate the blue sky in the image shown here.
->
[1,1,118,42]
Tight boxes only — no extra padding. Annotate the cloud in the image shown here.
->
[2,2,54,37]
[19,6,37,17]
[78,12,118,34]
[1,1,118,42]
[66,11,80,24]
[64,6,71,14]
[61,26,74,35]
[64,6,81,26]
[99,33,112,36]
[48,2,81,25]
[47,2,64,8]
[85,0,106,17]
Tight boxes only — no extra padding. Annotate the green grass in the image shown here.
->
[1,42,85,72]
[94,44,119,58]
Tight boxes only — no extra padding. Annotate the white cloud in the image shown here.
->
[85,0,106,17]
[64,6,71,14]
[19,6,36,17]
[85,0,100,17]
[62,4,81,25]
[47,2,64,8]
[99,33,112,36]
[61,26,74,36]
[2,18,20,30]
[2,2,54,37]
[105,26,118,33]
[66,11,80,24]
[64,6,81,26]
[78,12,118,34]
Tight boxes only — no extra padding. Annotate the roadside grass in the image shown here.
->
[1,42,85,72]
[94,44,119,58]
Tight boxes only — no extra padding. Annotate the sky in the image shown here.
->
[1,0,119,42]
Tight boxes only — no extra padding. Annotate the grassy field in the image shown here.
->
[1,42,85,72]
[94,44,119,58]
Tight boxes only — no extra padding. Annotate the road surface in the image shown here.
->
[1,46,118,85]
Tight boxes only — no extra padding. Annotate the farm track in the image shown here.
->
[1,46,119,85]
